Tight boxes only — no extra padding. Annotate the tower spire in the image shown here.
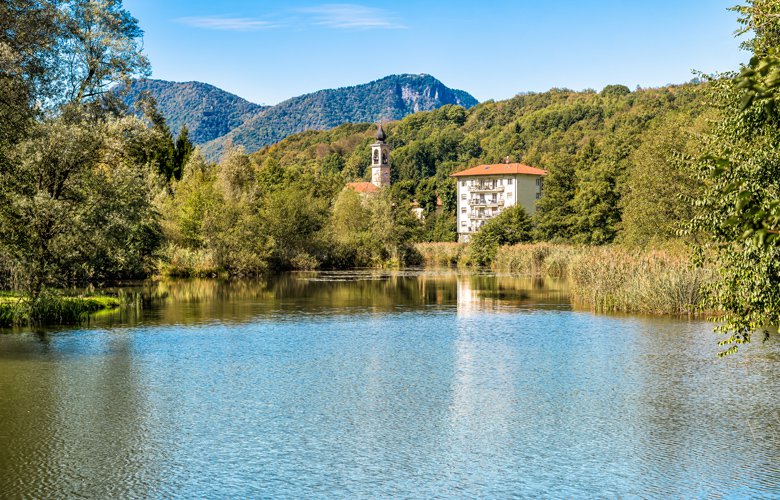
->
[376,122,386,142]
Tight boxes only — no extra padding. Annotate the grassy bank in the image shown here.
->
[418,241,711,316]
[0,292,122,327]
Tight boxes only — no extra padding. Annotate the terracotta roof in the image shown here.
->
[451,163,547,177]
[345,181,380,193]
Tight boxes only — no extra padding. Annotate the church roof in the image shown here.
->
[451,163,547,177]
[345,181,380,193]
[375,123,386,142]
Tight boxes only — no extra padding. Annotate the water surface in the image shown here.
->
[1,271,778,497]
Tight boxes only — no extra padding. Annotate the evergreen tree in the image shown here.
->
[173,125,194,180]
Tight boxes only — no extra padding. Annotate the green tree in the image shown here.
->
[688,0,780,354]
[60,0,150,104]
[469,206,533,266]
[173,125,194,180]
[0,112,161,294]
[620,112,705,246]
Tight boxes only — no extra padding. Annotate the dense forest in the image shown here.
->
[1,0,779,351]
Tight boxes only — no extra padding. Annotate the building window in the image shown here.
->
[461,193,466,200]
[507,192,513,198]
[461,181,465,187]
[507,178,513,185]
[536,192,541,200]
[461,207,466,213]
[536,177,541,186]
[461,221,466,227]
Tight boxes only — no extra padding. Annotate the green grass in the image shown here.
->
[0,292,122,327]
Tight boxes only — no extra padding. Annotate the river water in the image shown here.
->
[0,271,778,498]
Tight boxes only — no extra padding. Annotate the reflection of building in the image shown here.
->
[452,160,546,242]
[456,274,477,317]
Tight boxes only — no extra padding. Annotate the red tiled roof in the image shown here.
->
[345,181,380,193]
[451,163,547,177]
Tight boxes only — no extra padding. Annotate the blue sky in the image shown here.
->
[123,0,747,105]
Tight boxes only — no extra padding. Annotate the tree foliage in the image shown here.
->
[468,206,533,266]
[687,0,780,355]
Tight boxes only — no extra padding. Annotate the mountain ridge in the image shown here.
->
[121,74,478,160]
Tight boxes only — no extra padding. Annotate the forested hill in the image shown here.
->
[249,83,708,246]
[200,74,478,160]
[120,79,268,144]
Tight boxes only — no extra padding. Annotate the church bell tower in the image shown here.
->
[371,123,391,188]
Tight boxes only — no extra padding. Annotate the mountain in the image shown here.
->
[119,79,268,144]
[121,74,478,160]
[201,74,478,160]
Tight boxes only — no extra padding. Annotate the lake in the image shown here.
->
[1,271,778,498]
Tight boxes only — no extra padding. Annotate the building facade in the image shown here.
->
[452,163,546,243]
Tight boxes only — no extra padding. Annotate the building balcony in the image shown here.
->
[468,185,504,193]
[469,213,497,220]
[469,199,504,207]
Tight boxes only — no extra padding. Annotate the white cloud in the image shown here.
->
[175,16,283,32]
[298,4,406,30]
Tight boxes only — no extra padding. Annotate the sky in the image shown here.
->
[123,0,748,106]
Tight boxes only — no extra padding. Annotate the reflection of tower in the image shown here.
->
[371,123,391,188]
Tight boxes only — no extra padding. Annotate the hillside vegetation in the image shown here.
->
[120,79,267,144]
[250,82,708,247]
[120,74,478,160]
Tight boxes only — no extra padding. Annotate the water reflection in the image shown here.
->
[85,270,570,328]
[0,271,778,497]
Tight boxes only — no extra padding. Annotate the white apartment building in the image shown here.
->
[452,162,546,243]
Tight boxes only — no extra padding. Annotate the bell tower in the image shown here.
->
[371,123,391,188]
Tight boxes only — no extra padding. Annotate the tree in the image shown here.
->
[469,206,533,266]
[688,0,780,355]
[620,112,705,246]
[0,112,162,294]
[59,0,150,104]
[173,125,194,180]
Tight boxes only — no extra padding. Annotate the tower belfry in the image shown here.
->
[371,123,391,188]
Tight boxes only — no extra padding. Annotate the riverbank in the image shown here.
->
[0,292,122,327]
[415,242,711,316]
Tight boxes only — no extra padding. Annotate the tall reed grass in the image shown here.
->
[567,247,709,316]
[493,243,584,278]
[417,241,711,316]
[413,242,466,267]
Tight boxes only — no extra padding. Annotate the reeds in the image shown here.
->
[156,244,223,278]
[413,242,466,267]
[417,241,711,316]
[493,243,584,277]
[567,247,709,316]
[0,292,122,327]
